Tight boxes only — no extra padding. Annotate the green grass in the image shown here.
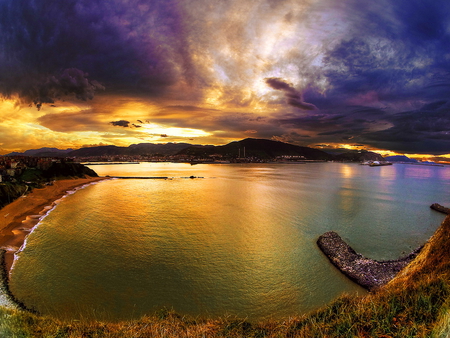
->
[2,216,450,337]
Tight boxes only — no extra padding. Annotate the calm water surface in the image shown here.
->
[9,162,449,321]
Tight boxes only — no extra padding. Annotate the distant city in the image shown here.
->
[1,138,447,185]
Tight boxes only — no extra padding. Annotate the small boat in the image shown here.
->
[369,161,393,166]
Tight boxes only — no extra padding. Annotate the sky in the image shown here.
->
[1,0,450,157]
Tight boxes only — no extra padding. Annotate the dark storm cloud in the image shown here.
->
[318,0,450,105]
[296,0,450,153]
[278,106,385,135]
[265,78,318,110]
[362,100,450,154]
[21,68,105,110]
[110,120,130,128]
[318,129,349,136]
[0,0,193,106]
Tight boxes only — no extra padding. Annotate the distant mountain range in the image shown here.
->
[4,138,388,161]
[332,150,385,162]
[68,143,192,157]
[177,138,334,160]
[5,143,192,157]
[6,147,74,157]
[384,155,419,163]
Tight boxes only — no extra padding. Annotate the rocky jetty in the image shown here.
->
[317,231,422,291]
[430,203,450,215]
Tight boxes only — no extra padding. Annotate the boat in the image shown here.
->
[369,161,393,166]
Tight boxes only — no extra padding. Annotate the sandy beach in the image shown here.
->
[0,177,107,273]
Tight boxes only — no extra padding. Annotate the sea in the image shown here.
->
[8,162,450,321]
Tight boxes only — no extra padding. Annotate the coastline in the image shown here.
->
[0,177,107,273]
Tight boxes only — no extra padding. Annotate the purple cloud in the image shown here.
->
[265,78,317,111]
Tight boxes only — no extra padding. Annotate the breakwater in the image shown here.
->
[317,231,422,291]
[108,176,203,179]
[430,203,450,214]
[110,176,169,179]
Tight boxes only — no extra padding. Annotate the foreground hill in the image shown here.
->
[178,138,334,160]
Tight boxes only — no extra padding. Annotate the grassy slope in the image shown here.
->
[1,216,450,337]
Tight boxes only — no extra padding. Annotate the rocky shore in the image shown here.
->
[317,231,422,291]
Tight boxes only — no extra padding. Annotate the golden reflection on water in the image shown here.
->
[9,162,450,321]
[339,164,355,178]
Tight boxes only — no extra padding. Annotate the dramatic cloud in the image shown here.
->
[362,100,450,154]
[1,0,450,155]
[110,120,131,128]
[0,65,104,109]
[265,78,318,110]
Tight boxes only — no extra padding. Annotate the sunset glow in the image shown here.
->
[0,0,449,156]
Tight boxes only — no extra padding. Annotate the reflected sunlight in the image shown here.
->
[340,164,354,178]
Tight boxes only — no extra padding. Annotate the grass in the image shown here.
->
[1,216,450,337]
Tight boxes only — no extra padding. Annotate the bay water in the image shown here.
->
[9,162,449,321]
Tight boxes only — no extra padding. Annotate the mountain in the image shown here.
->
[178,138,334,160]
[334,150,385,162]
[68,143,192,157]
[126,143,193,155]
[6,139,387,162]
[5,147,74,157]
[384,155,418,163]
[68,145,127,157]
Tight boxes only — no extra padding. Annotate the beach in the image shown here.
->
[0,177,106,273]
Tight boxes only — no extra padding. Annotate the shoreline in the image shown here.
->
[0,177,107,274]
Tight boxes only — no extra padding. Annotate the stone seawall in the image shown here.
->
[430,203,450,215]
[317,231,422,291]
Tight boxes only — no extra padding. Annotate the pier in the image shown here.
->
[106,176,204,179]
[108,176,169,179]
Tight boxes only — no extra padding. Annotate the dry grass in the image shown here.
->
[2,216,450,337]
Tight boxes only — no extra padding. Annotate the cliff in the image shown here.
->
[0,184,28,210]
[42,162,98,179]
[0,163,97,209]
